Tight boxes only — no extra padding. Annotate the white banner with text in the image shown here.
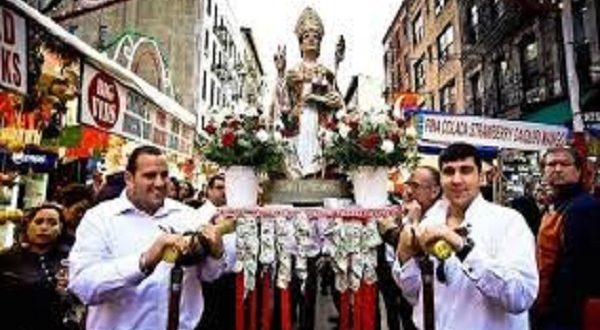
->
[416,113,569,151]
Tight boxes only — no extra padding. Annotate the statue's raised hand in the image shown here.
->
[274,45,287,78]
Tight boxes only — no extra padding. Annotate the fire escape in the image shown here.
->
[462,0,561,117]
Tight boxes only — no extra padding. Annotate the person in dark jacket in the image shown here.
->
[0,204,72,330]
[510,181,542,235]
[94,171,126,204]
[56,184,94,247]
[536,147,600,330]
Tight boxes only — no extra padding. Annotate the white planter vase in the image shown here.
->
[225,166,258,208]
[351,166,388,208]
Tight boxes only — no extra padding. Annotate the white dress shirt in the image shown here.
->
[197,200,236,273]
[392,195,539,330]
[68,193,230,330]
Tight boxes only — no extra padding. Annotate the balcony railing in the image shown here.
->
[464,0,525,50]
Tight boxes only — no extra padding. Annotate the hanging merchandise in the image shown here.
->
[500,150,542,203]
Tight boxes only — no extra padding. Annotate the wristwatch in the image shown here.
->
[456,236,474,262]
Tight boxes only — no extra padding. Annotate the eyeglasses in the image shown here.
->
[405,181,433,190]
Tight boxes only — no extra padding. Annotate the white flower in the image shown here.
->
[405,126,418,138]
[322,130,334,144]
[335,109,347,120]
[246,106,259,117]
[338,123,351,139]
[381,139,395,154]
[273,131,283,142]
[256,129,269,142]
[274,119,284,130]
[373,113,388,125]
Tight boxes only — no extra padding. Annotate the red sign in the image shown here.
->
[0,6,27,94]
[87,71,120,129]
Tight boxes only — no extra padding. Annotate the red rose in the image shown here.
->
[325,119,337,130]
[228,119,241,130]
[360,133,381,150]
[204,124,217,135]
[221,131,236,147]
[348,120,359,131]
[388,132,400,144]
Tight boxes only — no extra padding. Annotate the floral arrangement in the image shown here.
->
[322,108,419,170]
[200,109,288,172]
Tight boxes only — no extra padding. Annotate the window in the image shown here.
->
[214,6,218,27]
[470,72,483,115]
[437,25,454,65]
[404,54,411,78]
[413,12,424,45]
[98,24,109,48]
[439,80,456,113]
[470,5,479,27]
[217,87,221,106]
[210,79,215,107]
[202,71,207,100]
[207,0,212,15]
[212,41,216,66]
[467,4,479,43]
[520,36,540,101]
[494,58,508,111]
[434,0,447,15]
[492,0,505,20]
[414,56,425,90]
[204,30,209,52]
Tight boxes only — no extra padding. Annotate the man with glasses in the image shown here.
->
[380,166,442,330]
[403,166,442,225]
[392,142,538,329]
[536,147,600,330]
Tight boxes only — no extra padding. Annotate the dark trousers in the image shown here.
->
[196,273,237,330]
[377,246,417,330]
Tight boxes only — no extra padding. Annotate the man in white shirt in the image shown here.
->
[392,142,539,330]
[68,145,229,330]
[197,173,236,330]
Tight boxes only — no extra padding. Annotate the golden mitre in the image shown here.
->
[294,7,324,40]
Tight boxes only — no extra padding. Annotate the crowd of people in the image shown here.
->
[385,143,600,330]
[0,146,228,330]
[0,143,599,330]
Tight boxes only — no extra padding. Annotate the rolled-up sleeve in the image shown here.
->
[68,212,145,305]
[391,258,422,306]
[461,212,539,314]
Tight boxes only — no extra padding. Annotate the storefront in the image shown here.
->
[1,0,198,247]
[1,0,197,181]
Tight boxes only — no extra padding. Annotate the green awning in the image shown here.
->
[524,100,572,125]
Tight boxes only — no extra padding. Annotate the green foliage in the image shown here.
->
[322,110,418,171]
[199,114,288,173]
